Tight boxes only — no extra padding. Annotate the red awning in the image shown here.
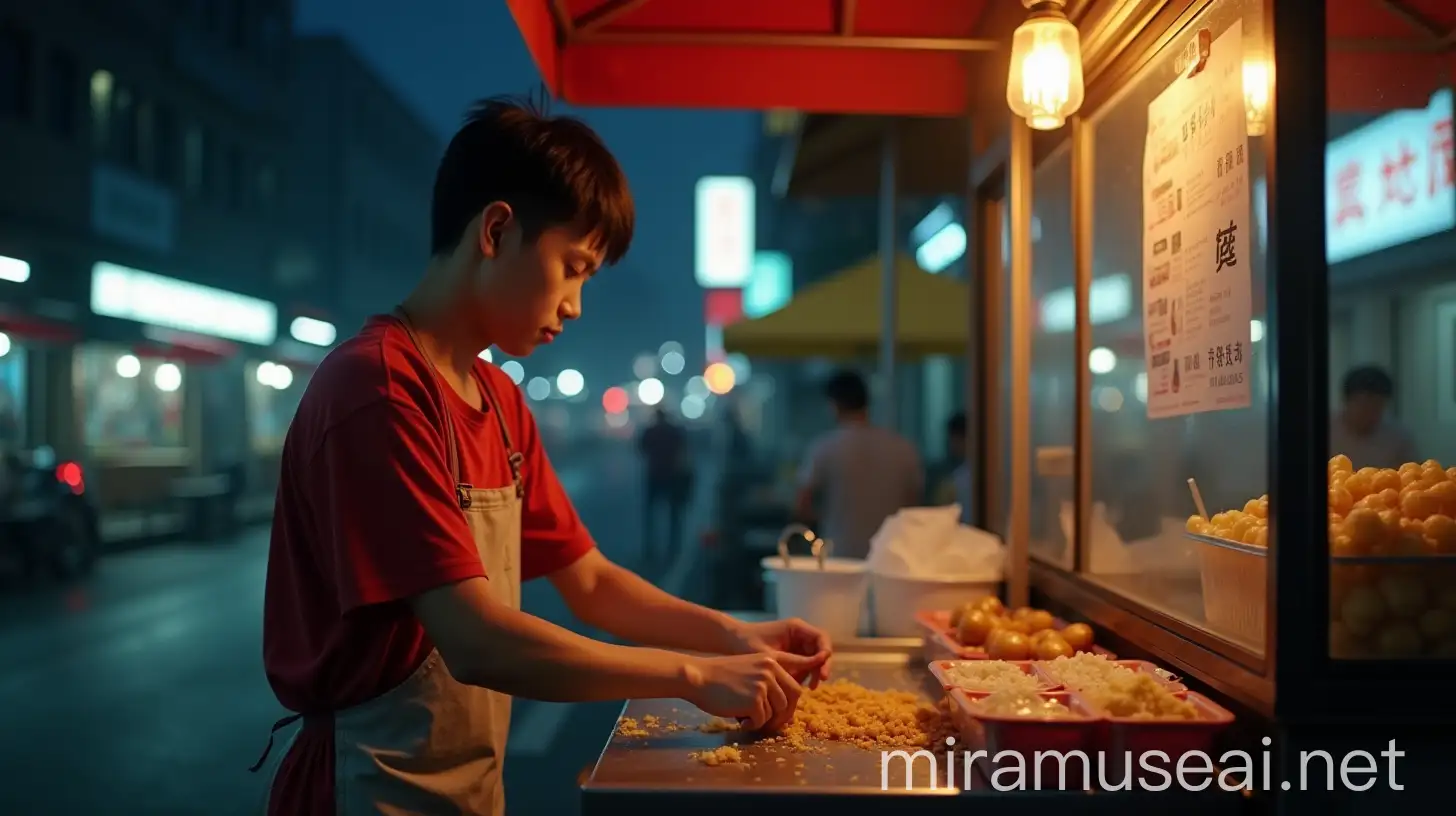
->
[1329,0,1456,112]
[506,0,994,115]
[0,312,79,344]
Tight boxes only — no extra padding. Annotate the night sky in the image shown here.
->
[295,0,760,388]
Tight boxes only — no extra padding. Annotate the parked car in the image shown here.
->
[0,447,100,582]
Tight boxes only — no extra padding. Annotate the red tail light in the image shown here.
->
[56,461,85,494]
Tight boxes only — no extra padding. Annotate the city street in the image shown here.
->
[0,442,707,815]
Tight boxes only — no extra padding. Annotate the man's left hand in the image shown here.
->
[724,618,833,687]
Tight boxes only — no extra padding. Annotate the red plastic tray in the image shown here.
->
[1033,659,1189,697]
[1096,691,1235,783]
[947,688,1101,790]
[929,660,1060,693]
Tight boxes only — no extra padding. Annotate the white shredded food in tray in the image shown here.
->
[1038,653,1135,692]
[942,661,1042,693]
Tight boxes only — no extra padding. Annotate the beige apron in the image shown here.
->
[255,310,525,815]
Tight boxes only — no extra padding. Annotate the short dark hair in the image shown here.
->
[824,370,869,412]
[947,412,967,437]
[431,96,635,263]
[1343,365,1394,399]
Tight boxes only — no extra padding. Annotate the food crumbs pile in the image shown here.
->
[760,680,953,753]
[615,680,953,767]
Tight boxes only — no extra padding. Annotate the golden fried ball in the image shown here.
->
[1060,622,1094,651]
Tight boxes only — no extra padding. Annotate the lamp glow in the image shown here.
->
[1006,1,1084,131]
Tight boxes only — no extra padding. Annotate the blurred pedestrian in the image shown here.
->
[1332,365,1416,470]
[638,406,690,563]
[795,370,923,559]
[930,411,967,506]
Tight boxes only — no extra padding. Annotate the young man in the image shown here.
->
[795,370,924,559]
[253,99,831,815]
[1331,365,1417,470]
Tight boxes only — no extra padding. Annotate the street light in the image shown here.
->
[556,368,585,397]
[638,377,665,406]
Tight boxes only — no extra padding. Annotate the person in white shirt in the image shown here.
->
[795,370,924,560]
[1330,365,1417,471]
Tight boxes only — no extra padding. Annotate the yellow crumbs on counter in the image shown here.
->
[615,717,649,738]
[691,746,745,766]
[698,717,740,733]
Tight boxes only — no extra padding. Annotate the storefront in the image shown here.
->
[510,0,1453,805]
[81,259,280,514]
[0,250,87,454]
[1320,89,1456,467]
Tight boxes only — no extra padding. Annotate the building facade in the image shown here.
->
[0,0,322,534]
[286,34,440,334]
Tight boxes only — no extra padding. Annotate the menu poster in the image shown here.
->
[1141,20,1253,419]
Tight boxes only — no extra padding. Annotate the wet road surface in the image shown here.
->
[0,443,708,815]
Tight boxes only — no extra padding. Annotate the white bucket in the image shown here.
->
[869,571,1000,637]
[760,556,869,640]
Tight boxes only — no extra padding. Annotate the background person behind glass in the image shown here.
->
[795,370,923,560]
[931,412,967,506]
[1332,365,1417,471]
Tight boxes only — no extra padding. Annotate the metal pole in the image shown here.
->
[1007,115,1033,609]
[878,121,898,430]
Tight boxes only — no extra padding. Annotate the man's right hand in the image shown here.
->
[684,651,828,732]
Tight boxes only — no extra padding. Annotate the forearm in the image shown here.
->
[415,580,699,704]
[567,561,744,654]
[463,604,699,702]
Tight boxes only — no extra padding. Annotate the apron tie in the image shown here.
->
[248,712,308,773]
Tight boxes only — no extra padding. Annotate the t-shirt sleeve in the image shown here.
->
[313,399,486,612]
[505,387,596,581]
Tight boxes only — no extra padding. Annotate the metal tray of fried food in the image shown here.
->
[581,638,959,813]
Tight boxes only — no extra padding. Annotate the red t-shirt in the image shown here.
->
[260,315,594,814]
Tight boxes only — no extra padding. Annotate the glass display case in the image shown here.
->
[74,344,186,454]
[979,0,1455,720]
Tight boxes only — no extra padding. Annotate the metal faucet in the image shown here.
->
[776,523,831,569]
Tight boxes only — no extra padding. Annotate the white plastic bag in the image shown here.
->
[867,505,1004,579]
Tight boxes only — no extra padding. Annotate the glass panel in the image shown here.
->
[1325,3,1456,660]
[1029,148,1075,568]
[246,360,305,452]
[0,334,25,447]
[1081,0,1270,656]
[75,345,186,451]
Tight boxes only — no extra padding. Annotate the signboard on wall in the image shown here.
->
[1327,89,1455,264]
[1140,20,1252,419]
[92,164,177,254]
[694,176,755,288]
[90,261,278,345]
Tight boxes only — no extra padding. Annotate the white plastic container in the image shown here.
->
[869,571,999,637]
[760,556,869,640]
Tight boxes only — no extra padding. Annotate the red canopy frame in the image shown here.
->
[507,0,999,114]
[1329,0,1456,111]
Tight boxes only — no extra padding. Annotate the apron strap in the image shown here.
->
[247,712,303,773]
[478,374,525,500]
[391,307,466,498]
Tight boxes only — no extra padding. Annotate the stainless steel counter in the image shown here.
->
[580,634,1251,815]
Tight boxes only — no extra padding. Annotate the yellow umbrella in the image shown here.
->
[723,254,970,359]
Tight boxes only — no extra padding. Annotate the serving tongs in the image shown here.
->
[776,523,833,569]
